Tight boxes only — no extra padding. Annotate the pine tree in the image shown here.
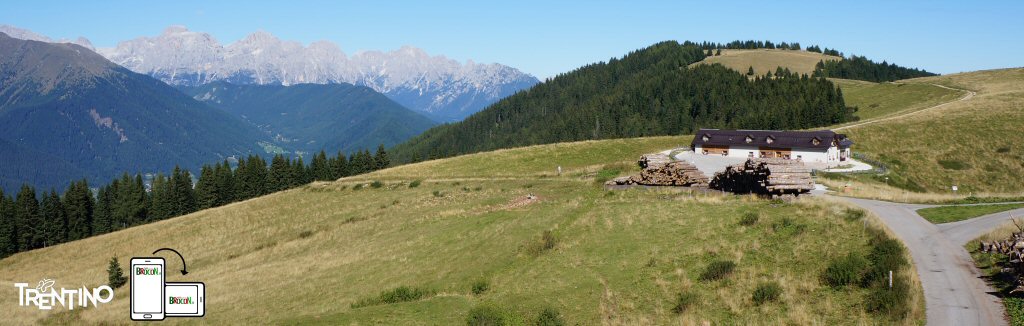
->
[40,190,67,247]
[172,167,197,216]
[331,151,349,179]
[216,160,235,206]
[63,179,94,239]
[150,174,172,221]
[93,185,113,234]
[0,190,16,257]
[268,153,292,192]
[107,257,127,288]
[15,185,42,250]
[715,49,721,56]
[311,150,331,181]
[291,157,309,187]
[194,164,218,209]
[705,49,713,57]
[747,66,755,76]
[374,144,390,170]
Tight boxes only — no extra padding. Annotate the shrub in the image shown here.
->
[843,209,866,222]
[370,180,384,188]
[865,238,907,286]
[752,281,783,305]
[865,275,910,318]
[535,307,566,326]
[996,147,1011,153]
[433,190,445,197]
[107,257,127,289]
[472,279,490,295]
[739,212,759,226]
[937,159,970,170]
[353,183,364,190]
[672,291,698,314]
[772,217,806,236]
[699,260,736,281]
[542,230,557,251]
[298,230,314,239]
[409,180,422,188]
[822,252,869,287]
[466,304,508,326]
[351,286,433,308]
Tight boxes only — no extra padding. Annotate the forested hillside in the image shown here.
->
[813,56,937,82]
[391,41,856,162]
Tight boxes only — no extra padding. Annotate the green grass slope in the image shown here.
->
[842,68,1024,194]
[0,137,921,325]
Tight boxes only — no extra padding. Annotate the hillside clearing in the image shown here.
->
[691,49,841,76]
[1,137,922,325]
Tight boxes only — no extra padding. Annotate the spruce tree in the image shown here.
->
[107,256,127,288]
[40,190,67,247]
[172,167,197,216]
[150,174,172,221]
[64,180,94,239]
[374,144,390,170]
[291,157,308,187]
[216,160,235,206]
[195,165,218,209]
[93,186,113,234]
[331,151,349,179]
[268,154,292,192]
[15,185,42,250]
[715,48,721,56]
[311,150,331,181]
[0,190,16,257]
[747,66,755,76]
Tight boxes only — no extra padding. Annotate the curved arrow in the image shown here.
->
[152,248,189,275]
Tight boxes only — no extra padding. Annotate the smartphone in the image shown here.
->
[130,257,165,321]
[165,282,205,317]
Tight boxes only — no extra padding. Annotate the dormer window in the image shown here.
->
[811,137,821,146]
[744,135,753,143]
[702,135,710,142]
[766,136,775,144]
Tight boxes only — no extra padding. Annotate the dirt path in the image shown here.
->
[835,83,976,131]
[840,197,1008,326]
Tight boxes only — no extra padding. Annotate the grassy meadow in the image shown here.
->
[1,137,922,325]
[691,49,840,76]
[917,203,1024,224]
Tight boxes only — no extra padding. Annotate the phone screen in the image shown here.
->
[166,284,200,315]
[131,262,164,314]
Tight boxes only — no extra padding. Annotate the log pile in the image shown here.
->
[709,158,813,195]
[979,218,1024,293]
[605,153,709,187]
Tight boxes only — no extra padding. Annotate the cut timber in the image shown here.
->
[606,153,709,187]
[710,158,813,195]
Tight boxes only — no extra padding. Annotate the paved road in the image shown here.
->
[842,197,1009,326]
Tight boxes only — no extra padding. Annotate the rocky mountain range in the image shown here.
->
[98,26,539,121]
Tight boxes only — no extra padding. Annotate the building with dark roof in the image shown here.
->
[690,129,853,163]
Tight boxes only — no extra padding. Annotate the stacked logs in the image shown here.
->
[709,158,813,195]
[605,153,709,187]
[979,219,1024,293]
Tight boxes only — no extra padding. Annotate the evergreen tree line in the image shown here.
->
[390,41,857,163]
[694,40,803,51]
[804,45,843,57]
[812,56,937,82]
[0,146,389,258]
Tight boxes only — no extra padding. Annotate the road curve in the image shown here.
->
[835,83,976,131]
[841,197,1006,326]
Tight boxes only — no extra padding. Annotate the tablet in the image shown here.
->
[165,282,205,317]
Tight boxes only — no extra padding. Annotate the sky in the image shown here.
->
[2,0,1021,79]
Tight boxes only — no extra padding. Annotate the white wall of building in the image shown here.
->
[694,145,844,163]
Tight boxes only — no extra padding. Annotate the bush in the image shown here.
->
[752,281,782,305]
[472,279,490,295]
[772,217,806,236]
[370,180,384,188]
[822,252,869,287]
[298,230,314,238]
[433,190,445,197]
[865,275,910,318]
[843,209,866,222]
[699,260,736,281]
[937,159,970,170]
[739,212,759,226]
[671,291,698,313]
[353,183,364,190]
[409,180,422,188]
[535,307,566,326]
[865,238,907,285]
[466,304,509,326]
[542,230,557,251]
[351,286,433,308]
[107,257,127,289]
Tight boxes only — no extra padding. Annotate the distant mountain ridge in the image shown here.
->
[97,26,539,122]
[179,82,438,155]
[0,32,267,193]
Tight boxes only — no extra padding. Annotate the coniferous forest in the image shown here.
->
[812,56,937,82]
[390,41,858,163]
[0,146,389,258]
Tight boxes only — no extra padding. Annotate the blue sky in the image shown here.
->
[2,0,1021,79]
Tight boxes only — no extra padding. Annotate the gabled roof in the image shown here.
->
[691,129,848,150]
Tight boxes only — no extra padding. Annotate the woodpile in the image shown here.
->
[709,158,813,195]
[979,218,1024,293]
[605,153,709,187]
